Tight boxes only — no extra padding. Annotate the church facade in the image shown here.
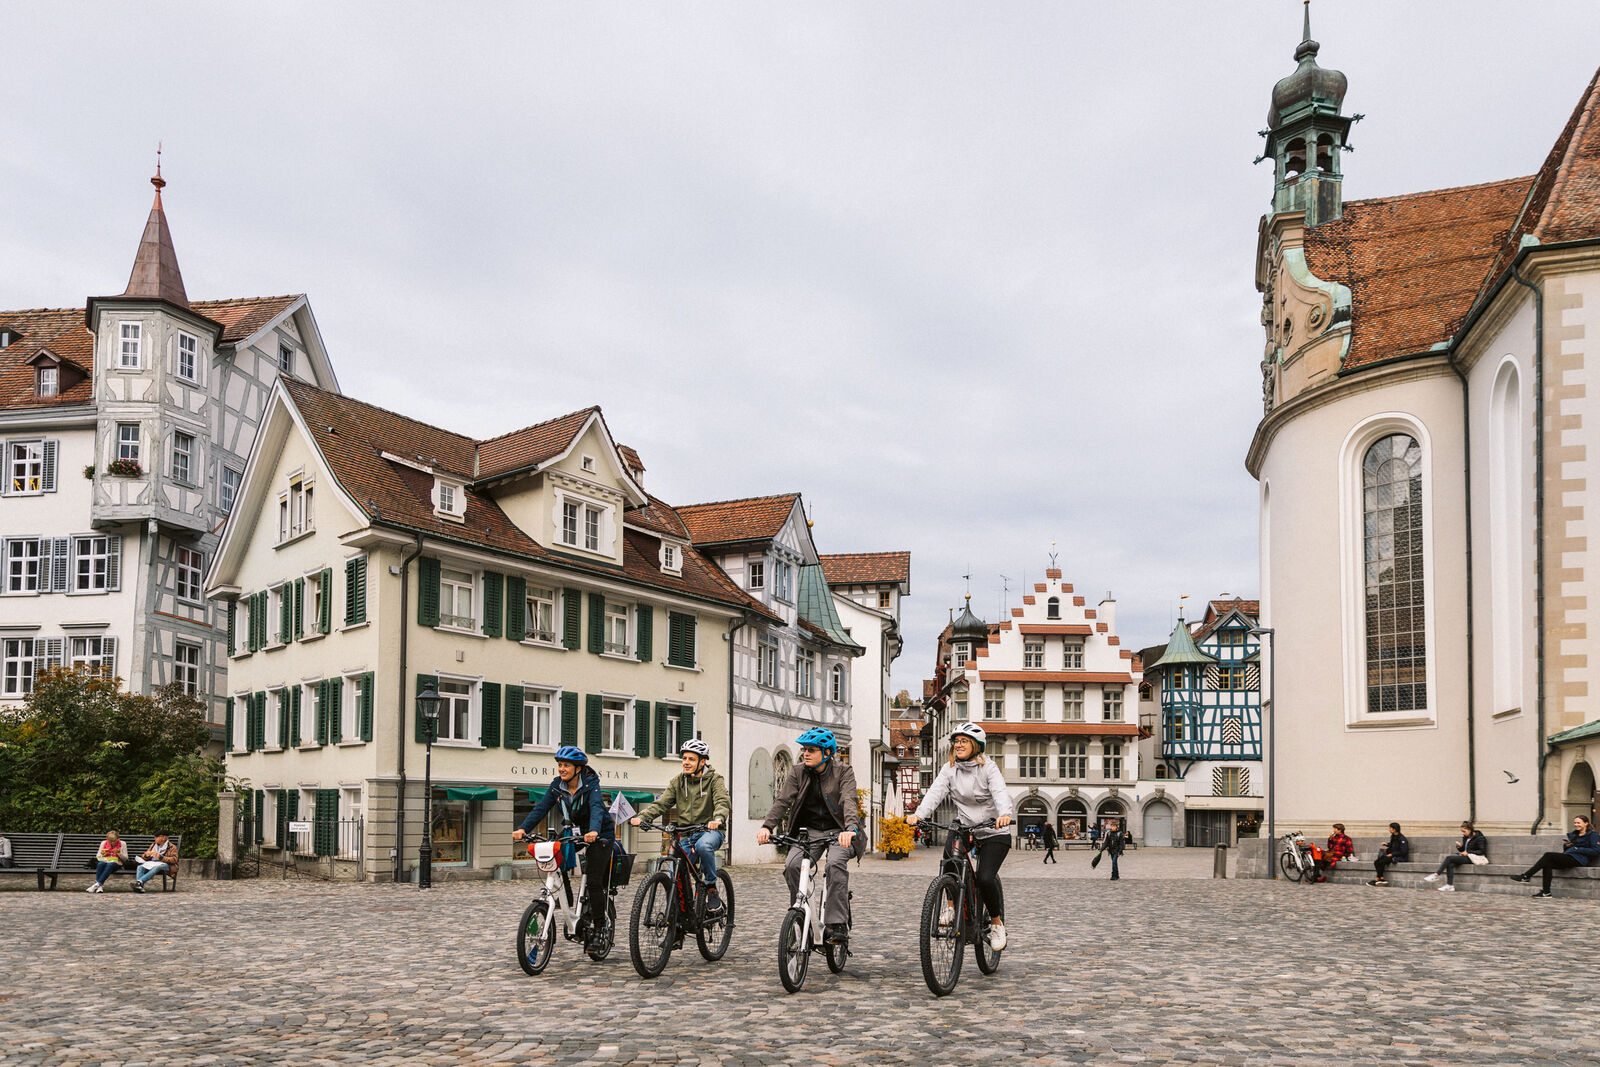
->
[1248,13,1600,834]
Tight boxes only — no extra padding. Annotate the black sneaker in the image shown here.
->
[1509,873,1531,883]
[824,923,848,945]
[129,882,144,893]
[1533,889,1553,898]
[703,890,726,919]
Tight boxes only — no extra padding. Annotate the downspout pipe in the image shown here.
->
[726,615,747,807]
[1509,263,1547,835]
[394,532,425,881]
[1448,359,1478,823]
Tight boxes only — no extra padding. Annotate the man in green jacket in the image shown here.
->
[631,738,732,916]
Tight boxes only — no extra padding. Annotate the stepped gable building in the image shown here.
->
[1247,8,1600,833]
[925,569,1143,843]
[0,169,340,733]
[208,379,775,880]
[674,494,867,863]
[1134,598,1263,847]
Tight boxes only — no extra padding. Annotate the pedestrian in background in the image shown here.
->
[1512,815,1600,898]
[1366,822,1410,887]
[1041,822,1058,864]
[1092,818,1128,881]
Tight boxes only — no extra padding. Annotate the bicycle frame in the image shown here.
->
[785,832,832,949]
[1281,832,1317,877]
[654,825,712,934]
[942,831,986,944]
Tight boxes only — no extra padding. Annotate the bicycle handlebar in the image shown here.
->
[919,818,998,834]
[637,822,710,837]
[768,827,846,849]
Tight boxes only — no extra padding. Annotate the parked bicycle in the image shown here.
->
[514,822,629,974]
[628,821,736,978]
[1279,830,1320,883]
[770,827,851,993]
[917,817,1004,996]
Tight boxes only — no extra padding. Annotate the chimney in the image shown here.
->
[1098,593,1116,632]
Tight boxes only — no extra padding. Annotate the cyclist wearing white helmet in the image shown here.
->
[907,723,1014,950]
[632,737,733,917]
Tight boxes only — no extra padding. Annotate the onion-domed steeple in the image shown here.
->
[1261,1,1354,227]
[951,594,988,642]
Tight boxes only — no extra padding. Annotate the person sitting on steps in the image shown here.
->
[1511,815,1600,898]
[1424,821,1487,892]
[1366,822,1409,887]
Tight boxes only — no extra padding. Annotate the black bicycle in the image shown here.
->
[628,822,735,978]
[917,818,1004,996]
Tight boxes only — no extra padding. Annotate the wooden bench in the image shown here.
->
[0,833,182,891]
[0,832,68,891]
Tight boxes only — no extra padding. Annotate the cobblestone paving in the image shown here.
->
[1,851,1590,1065]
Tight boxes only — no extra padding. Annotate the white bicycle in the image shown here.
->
[514,825,626,974]
[771,828,852,993]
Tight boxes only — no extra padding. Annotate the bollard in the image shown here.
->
[1213,843,1229,879]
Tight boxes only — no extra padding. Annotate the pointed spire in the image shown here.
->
[122,148,189,307]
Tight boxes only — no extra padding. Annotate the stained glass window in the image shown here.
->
[1363,434,1426,713]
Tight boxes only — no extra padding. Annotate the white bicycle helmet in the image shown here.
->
[679,738,712,759]
[950,722,987,752]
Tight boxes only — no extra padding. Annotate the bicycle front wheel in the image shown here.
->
[1279,850,1307,882]
[629,871,677,979]
[974,877,1004,975]
[516,898,556,976]
[919,873,963,997]
[696,870,735,962]
[777,907,811,993]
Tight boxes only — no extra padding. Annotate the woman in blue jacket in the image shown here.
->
[1512,815,1600,897]
[514,746,616,946]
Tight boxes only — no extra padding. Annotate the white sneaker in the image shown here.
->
[85,884,97,893]
[988,921,1007,951]
[1423,873,1439,883]
[1438,884,1456,892]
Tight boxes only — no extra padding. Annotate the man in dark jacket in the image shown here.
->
[1041,822,1058,864]
[1367,822,1410,886]
[1101,818,1129,880]
[758,727,860,944]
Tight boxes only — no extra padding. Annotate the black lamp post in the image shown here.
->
[1249,627,1276,878]
[417,685,440,889]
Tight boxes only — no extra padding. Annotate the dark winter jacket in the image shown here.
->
[521,767,615,840]
[763,759,860,836]
[1379,832,1410,862]
[1102,828,1129,857]
[1457,830,1488,858]
[1564,829,1600,865]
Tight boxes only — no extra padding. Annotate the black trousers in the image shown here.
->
[1042,843,1057,863]
[1435,853,1473,885]
[1373,855,1398,881]
[582,840,613,928]
[1523,851,1581,892]
[944,834,1009,921]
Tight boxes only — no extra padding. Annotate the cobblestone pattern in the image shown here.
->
[1,851,1592,1065]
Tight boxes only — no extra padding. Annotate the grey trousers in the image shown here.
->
[784,837,852,924]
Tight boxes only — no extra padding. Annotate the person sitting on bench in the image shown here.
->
[87,831,127,893]
[132,832,177,893]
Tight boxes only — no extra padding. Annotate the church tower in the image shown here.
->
[1261,1,1351,227]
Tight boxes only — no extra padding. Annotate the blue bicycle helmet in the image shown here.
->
[554,745,589,764]
[795,727,837,756]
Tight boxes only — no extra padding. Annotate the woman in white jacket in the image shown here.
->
[907,723,1013,949]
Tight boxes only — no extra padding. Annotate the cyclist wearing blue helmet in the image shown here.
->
[514,746,616,949]
[758,726,860,945]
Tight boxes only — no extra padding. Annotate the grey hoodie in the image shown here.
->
[913,757,1012,839]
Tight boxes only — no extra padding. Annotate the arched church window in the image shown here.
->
[1047,597,1060,619]
[1363,434,1426,714]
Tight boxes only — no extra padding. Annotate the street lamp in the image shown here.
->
[416,684,440,889]
[1249,627,1276,879]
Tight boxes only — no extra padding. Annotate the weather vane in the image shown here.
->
[1048,540,1058,569]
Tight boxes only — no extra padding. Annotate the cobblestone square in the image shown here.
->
[1,850,1589,1065]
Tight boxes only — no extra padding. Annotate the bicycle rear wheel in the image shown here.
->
[1279,850,1307,882]
[629,871,677,979]
[777,907,810,993]
[696,870,735,962]
[587,898,618,961]
[516,898,556,976]
[919,873,963,997]
[974,878,1004,975]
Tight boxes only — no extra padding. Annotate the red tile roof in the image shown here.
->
[280,378,776,621]
[676,494,800,546]
[627,495,691,539]
[1306,66,1600,372]
[474,407,598,481]
[819,551,911,586]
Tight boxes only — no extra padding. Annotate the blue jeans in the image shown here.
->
[94,861,120,885]
[1109,852,1121,879]
[687,831,724,887]
[135,861,169,885]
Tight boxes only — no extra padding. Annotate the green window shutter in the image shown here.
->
[360,672,375,742]
[481,681,501,748]
[225,698,234,752]
[416,674,439,743]
[278,691,290,749]
[276,788,289,845]
[418,558,441,627]
[560,691,579,746]
[634,700,651,757]
[585,693,604,751]
[314,789,339,856]
[329,679,343,745]
[482,571,504,639]
[255,789,265,844]
[319,568,333,634]
[505,576,526,642]
[279,585,291,643]
[587,593,605,653]
[680,703,695,744]
[256,692,268,750]
[247,593,258,652]
[316,680,330,745]
[345,556,368,625]
[504,684,524,750]
[255,592,267,650]
[636,605,653,662]
[227,599,236,653]
[289,685,302,747]
[667,612,697,668]
[294,578,304,640]
[562,587,582,650]
[654,702,670,758]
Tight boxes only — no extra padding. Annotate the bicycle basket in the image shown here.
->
[530,841,560,872]
[578,850,634,887]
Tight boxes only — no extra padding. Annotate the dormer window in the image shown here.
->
[556,492,614,555]
[36,366,58,397]
[660,542,682,574]
[433,478,466,521]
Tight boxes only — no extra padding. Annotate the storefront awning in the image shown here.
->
[444,786,501,802]
[613,789,658,805]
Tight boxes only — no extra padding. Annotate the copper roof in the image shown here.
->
[279,378,777,621]
[1307,65,1600,372]
[818,551,911,586]
[122,176,189,307]
[676,493,800,546]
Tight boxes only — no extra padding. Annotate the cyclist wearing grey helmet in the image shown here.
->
[758,727,860,945]
[631,737,733,917]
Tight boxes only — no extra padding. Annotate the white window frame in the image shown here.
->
[5,537,42,593]
[795,648,817,698]
[300,682,320,747]
[8,440,45,495]
[1023,687,1044,720]
[522,686,557,749]
[435,675,478,745]
[268,585,285,646]
[748,559,765,590]
[661,542,680,574]
[829,663,845,703]
[177,332,198,383]
[69,635,114,675]
[603,601,631,655]
[1102,688,1124,722]
[758,639,779,689]
[221,467,242,513]
[72,536,116,593]
[278,343,294,374]
[1061,739,1088,779]
[439,568,477,632]
[1064,689,1084,722]
[171,430,195,485]
[2,639,35,697]
[584,506,601,552]
[983,686,1004,720]
[341,674,362,741]
[37,365,58,397]
[773,560,793,602]
[1017,739,1049,779]
[524,586,558,644]
[1064,640,1084,670]
[264,685,283,748]
[172,641,201,697]
[175,545,203,603]
[1024,639,1045,669]
[305,570,325,637]
[118,322,142,369]
[600,696,631,754]
[561,501,579,546]
[116,423,141,463]
[1103,740,1124,780]
[233,694,250,750]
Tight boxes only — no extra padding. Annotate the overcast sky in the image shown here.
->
[5,3,1598,696]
